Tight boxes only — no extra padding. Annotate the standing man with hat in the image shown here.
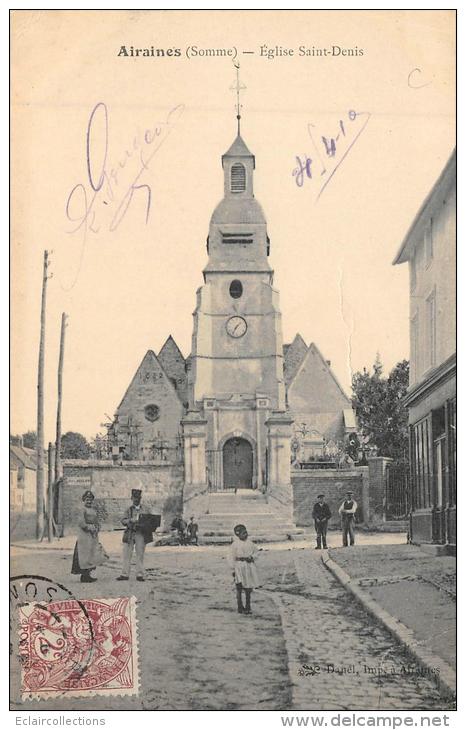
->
[338,490,358,546]
[116,489,154,582]
[311,493,331,549]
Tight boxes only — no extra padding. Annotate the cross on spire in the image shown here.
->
[230,63,246,135]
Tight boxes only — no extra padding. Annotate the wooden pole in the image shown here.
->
[55,313,67,482]
[47,442,55,542]
[36,250,50,540]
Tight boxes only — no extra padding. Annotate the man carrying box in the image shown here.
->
[116,489,158,582]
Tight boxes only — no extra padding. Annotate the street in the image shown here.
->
[10,537,454,711]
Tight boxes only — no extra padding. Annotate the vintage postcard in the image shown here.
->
[10,9,456,715]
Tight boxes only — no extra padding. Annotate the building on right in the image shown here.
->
[393,149,456,552]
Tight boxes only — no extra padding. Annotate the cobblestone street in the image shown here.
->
[10,540,455,711]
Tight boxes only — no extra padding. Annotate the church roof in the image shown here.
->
[283,333,308,387]
[158,336,185,364]
[10,444,37,470]
[287,341,351,407]
[222,134,254,161]
[115,349,178,412]
[210,197,266,225]
[158,336,188,405]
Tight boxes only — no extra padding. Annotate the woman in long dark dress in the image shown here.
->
[71,490,107,583]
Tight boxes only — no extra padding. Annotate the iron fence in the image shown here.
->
[385,462,410,520]
[206,449,222,491]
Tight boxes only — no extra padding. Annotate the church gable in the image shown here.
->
[158,336,188,407]
[287,342,351,412]
[114,350,183,458]
[283,333,308,387]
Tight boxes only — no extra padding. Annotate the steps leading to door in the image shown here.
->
[197,489,305,544]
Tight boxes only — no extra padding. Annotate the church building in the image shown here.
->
[109,120,357,516]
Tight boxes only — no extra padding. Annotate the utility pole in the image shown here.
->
[55,313,67,482]
[36,250,51,540]
[47,442,55,542]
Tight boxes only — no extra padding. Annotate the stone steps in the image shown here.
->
[198,532,305,545]
[201,523,304,534]
[201,527,302,536]
[197,489,305,544]
[201,517,302,530]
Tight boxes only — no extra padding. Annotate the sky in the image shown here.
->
[11,9,455,440]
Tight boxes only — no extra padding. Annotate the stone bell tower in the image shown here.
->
[182,76,293,518]
[190,133,286,410]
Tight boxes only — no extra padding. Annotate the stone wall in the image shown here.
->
[292,468,368,527]
[10,510,36,542]
[61,461,184,535]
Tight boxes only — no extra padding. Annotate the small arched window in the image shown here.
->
[229,280,243,299]
[230,163,246,193]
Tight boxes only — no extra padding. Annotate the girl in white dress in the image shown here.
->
[229,524,259,615]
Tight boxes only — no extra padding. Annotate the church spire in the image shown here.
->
[230,63,246,136]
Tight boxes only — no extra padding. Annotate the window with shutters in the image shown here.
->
[230,163,246,193]
[412,416,432,509]
[425,217,434,266]
[426,289,437,369]
[410,260,417,293]
[411,312,418,383]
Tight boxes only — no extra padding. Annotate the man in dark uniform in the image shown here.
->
[116,489,155,582]
[311,494,331,549]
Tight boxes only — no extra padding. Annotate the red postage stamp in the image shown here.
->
[17,596,139,700]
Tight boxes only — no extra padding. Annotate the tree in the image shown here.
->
[351,358,409,462]
[22,430,38,449]
[89,433,108,459]
[10,431,37,448]
[345,432,360,462]
[60,431,90,459]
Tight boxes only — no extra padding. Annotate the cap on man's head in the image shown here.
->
[131,489,142,498]
[346,490,353,495]
[82,490,95,502]
[234,523,247,536]
[318,494,325,498]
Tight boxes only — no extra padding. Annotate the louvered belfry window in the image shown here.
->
[222,232,253,244]
[231,163,246,193]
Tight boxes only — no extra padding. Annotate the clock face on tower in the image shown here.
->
[226,315,247,338]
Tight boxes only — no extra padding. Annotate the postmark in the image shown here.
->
[11,579,139,700]
[10,574,95,678]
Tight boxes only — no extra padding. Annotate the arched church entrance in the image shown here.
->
[223,437,253,489]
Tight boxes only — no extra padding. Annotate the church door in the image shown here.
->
[223,438,253,489]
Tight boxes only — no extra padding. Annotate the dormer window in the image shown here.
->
[231,163,246,193]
